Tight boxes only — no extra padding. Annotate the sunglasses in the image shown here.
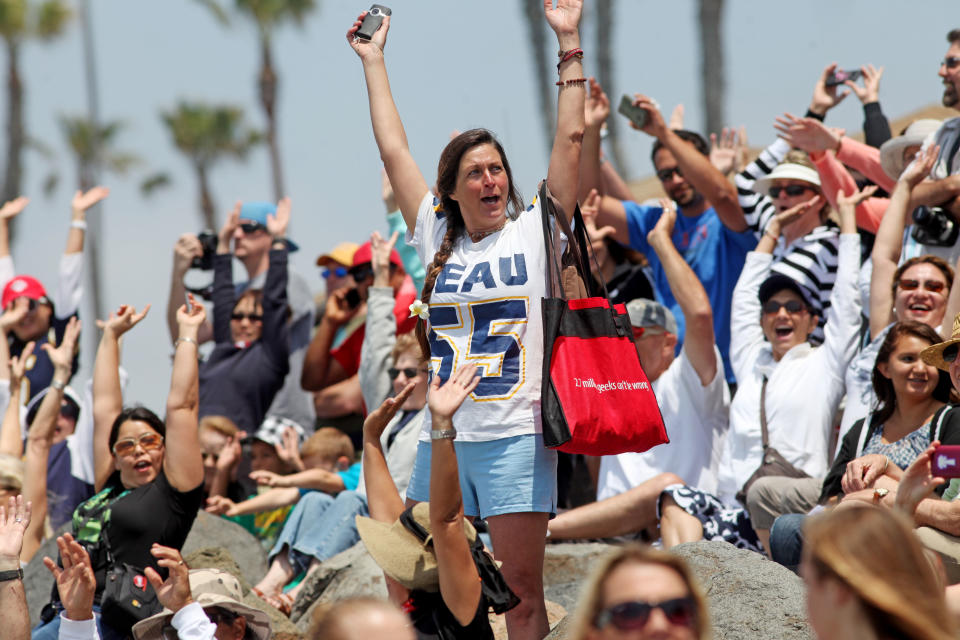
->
[60,400,80,421]
[231,312,263,322]
[112,432,164,457]
[348,265,374,282]
[594,597,696,631]
[388,367,427,380]
[238,222,266,234]
[762,299,808,315]
[897,278,946,293]
[942,56,960,70]
[322,266,349,279]
[656,166,683,182]
[768,185,812,198]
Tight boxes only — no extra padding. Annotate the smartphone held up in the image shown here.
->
[825,68,862,87]
[356,4,391,40]
[618,95,649,130]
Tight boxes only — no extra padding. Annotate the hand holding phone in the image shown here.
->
[825,68,862,87]
[356,4,391,40]
[618,95,648,130]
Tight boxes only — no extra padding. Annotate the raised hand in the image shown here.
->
[275,425,303,471]
[0,196,29,221]
[215,433,242,474]
[631,94,667,140]
[173,233,203,275]
[363,381,415,441]
[648,198,678,246]
[370,230,399,287]
[428,363,480,422]
[43,533,95,621]
[836,184,879,221]
[895,442,945,518]
[71,186,109,215]
[267,197,291,239]
[809,62,850,116]
[177,294,206,331]
[771,194,823,234]
[0,495,29,569]
[900,144,940,188]
[42,316,80,375]
[773,113,842,154]
[8,342,35,387]
[347,10,390,59]
[846,64,884,105]
[144,545,193,614]
[381,168,398,213]
[584,77,610,129]
[668,103,684,130]
[709,127,743,176]
[218,201,241,253]
[0,297,30,333]
[97,304,151,338]
[544,0,583,37]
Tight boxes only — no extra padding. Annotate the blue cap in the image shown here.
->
[239,201,299,252]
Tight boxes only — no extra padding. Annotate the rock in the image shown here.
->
[672,541,813,640]
[182,511,267,586]
[545,615,573,640]
[24,535,59,625]
[543,542,610,612]
[293,542,387,631]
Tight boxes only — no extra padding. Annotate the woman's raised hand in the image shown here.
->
[544,0,582,37]
[8,342,34,387]
[363,381,415,441]
[428,363,480,422]
[42,316,80,375]
[900,144,940,189]
[836,184,878,222]
[0,196,29,221]
[177,294,206,331]
[97,304,151,339]
[895,442,945,518]
[347,10,390,59]
[584,77,610,130]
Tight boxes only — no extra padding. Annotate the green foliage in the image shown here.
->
[60,116,140,174]
[140,172,171,196]
[195,0,316,36]
[161,102,262,168]
[0,0,70,42]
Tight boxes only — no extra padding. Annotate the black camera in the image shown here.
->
[191,230,218,271]
[911,205,959,248]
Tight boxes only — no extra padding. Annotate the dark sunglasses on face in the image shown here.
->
[762,299,808,315]
[656,166,683,182]
[348,265,374,282]
[768,185,811,198]
[388,367,427,380]
[112,432,164,457]
[322,266,349,279]
[943,343,960,364]
[231,312,263,322]
[942,56,960,70]
[898,278,946,294]
[594,597,696,631]
[238,222,266,234]
[60,400,80,421]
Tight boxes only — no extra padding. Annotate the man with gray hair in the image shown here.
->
[547,200,729,541]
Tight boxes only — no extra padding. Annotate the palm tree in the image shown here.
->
[161,102,262,230]
[0,0,71,204]
[196,0,317,202]
[698,0,726,137]
[521,0,555,155]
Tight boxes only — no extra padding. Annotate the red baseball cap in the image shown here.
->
[2,276,48,309]
[352,242,403,268]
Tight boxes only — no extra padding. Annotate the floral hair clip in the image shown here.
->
[409,299,429,320]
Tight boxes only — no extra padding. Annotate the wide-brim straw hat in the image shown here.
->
[132,569,271,640]
[356,502,477,592]
[753,163,821,197]
[921,312,960,371]
[880,119,942,181]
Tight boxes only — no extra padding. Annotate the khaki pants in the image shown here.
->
[745,476,823,530]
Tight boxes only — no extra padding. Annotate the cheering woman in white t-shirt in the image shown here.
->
[347,3,583,638]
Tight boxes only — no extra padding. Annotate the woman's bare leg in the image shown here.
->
[487,511,551,640]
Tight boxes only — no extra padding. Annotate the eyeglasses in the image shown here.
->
[322,266,349,279]
[943,343,960,364]
[112,432,164,457]
[238,222,266,234]
[942,56,960,70]
[768,185,812,198]
[388,367,428,380]
[594,597,696,631]
[897,278,947,293]
[762,299,808,315]
[656,166,683,182]
[230,312,263,322]
[348,265,374,282]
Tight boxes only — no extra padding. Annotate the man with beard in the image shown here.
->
[581,94,752,383]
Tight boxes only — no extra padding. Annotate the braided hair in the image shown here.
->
[415,129,524,360]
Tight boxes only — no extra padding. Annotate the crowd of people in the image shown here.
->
[2,3,960,639]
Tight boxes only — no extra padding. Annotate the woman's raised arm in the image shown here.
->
[164,295,205,492]
[545,0,585,221]
[348,11,429,232]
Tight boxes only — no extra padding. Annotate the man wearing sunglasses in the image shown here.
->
[578,81,753,386]
[167,200,316,434]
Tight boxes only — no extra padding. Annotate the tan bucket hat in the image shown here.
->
[356,502,477,592]
[921,312,960,371]
[131,568,271,640]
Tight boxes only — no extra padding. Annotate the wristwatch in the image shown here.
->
[0,567,23,582]
[430,429,457,440]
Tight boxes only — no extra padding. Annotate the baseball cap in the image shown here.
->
[625,298,677,335]
[758,274,815,310]
[316,242,360,267]
[2,276,48,310]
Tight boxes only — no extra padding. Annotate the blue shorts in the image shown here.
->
[405,433,557,519]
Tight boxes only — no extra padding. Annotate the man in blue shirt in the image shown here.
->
[580,88,756,383]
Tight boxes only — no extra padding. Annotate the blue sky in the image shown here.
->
[8,1,957,408]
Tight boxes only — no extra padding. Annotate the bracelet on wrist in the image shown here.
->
[50,379,67,392]
[431,428,457,441]
[70,219,87,230]
[174,336,198,349]
[0,567,23,582]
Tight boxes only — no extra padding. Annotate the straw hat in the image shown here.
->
[880,119,942,181]
[356,502,477,592]
[753,162,822,198]
[132,569,271,640]
[921,312,960,371]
